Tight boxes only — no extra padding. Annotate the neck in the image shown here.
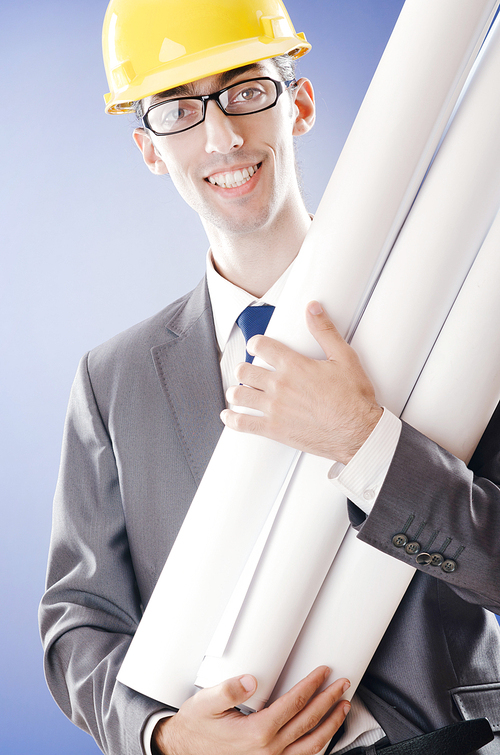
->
[205,199,312,297]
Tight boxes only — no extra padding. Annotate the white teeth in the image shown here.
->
[208,163,259,188]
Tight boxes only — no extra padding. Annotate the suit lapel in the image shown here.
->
[151,278,225,487]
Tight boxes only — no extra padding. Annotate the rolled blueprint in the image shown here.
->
[350,16,500,415]
[270,207,500,712]
[269,528,415,706]
[117,0,500,708]
[195,10,500,710]
[195,457,351,710]
[402,207,500,463]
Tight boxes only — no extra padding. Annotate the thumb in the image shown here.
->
[306,301,345,359]
[199,674,257,716]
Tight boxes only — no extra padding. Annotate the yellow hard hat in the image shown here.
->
[102,0,311,113]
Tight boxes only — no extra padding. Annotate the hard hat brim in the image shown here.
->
[104,35,310,114]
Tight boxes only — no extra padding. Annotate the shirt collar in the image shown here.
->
[206,250,295,353]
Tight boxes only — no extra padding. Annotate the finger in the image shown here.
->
[220,407,267,435]
[246,334,298,368]
[305,301,346,360]
[195,674,257,717]
[278,677,350,749]
[227,384,266,411]
[259,666,331,734]
[285,698,351,755]
[234,361,274,390]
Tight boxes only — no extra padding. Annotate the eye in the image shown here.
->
[231,85,265,104]
[224,82,270,113]
[162,102,198,124]
[238,87,260,101]
[149,99,202,132]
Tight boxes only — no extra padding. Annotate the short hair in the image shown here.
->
[133,53,297,121]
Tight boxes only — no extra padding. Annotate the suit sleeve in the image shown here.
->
[355,404,500,614]
[39,354,171,755]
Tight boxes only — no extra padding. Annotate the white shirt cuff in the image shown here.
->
[328,408,401,515]
[142,710,176,755]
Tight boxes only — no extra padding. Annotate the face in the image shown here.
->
[133,61,315,238]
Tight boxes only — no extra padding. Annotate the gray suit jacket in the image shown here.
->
[40,278,500,755]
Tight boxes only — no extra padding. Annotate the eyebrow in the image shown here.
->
[150,63,265,105]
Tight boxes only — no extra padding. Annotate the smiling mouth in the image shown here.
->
[206,163,262,189]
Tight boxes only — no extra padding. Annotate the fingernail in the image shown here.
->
[240,675,256,693]
[342,680,351,694]
[343,702,351,716]
[308,301,323,316]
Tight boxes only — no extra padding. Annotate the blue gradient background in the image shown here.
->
[6,1,494,753]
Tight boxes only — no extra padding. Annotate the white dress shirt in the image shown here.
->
[143,252,402,754]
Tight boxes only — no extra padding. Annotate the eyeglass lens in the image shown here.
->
[146,78,280,135]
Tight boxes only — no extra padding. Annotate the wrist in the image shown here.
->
[152,717,173,755]
[341,404,383,465]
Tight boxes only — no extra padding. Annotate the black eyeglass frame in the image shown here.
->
[142,77,297,136]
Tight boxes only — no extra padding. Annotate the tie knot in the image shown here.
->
[236,304,275,363]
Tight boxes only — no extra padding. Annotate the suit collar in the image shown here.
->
[163,277,215,339]
[152,277,225,486]
[205,252,295,353]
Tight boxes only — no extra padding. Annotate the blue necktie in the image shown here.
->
[236,304,275,363]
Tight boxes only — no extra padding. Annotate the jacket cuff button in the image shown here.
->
[430,552,444,567]
[405,541,421,555]
[441,558,457,573]
[392,533,408,547]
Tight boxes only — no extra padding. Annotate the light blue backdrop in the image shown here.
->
[4,1,491,754]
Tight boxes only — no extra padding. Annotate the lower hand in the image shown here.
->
[221,301,383,465]
[153,666,350,755]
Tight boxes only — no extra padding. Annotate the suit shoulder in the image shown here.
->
[86,278,209,376]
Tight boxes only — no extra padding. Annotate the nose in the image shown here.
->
[203,99,244,154]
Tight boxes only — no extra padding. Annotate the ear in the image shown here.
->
[292,78,315,136]
[133,128,169,175]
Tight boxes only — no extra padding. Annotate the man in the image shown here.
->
[40,1,500,754]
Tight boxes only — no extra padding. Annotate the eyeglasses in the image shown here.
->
[142,77,296,136]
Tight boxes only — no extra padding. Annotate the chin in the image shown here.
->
[210,208,275,236]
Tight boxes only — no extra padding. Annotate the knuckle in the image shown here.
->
[304,739,327,755]
[246,417,263,434]
[220,681,238,704]
[234,363,244,380]
[272,374,288,396]
[232,413,247,431]
[317,320,337,336]
[231,385,244,403]
[297,731,329,755]
[293,693,309,715]
[248,725,272,750]
[295,712,322,740]
[251,334,265,351]
[305,712,322,732]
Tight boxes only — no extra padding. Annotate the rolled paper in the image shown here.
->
[195,10,500,707]
[264,0,500,353]
[350,16,500,415]
[195,457,350,711]
[270,205,500,723]
[401,206,500,463]
[117,0,500,708]
[269,527,415,707]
